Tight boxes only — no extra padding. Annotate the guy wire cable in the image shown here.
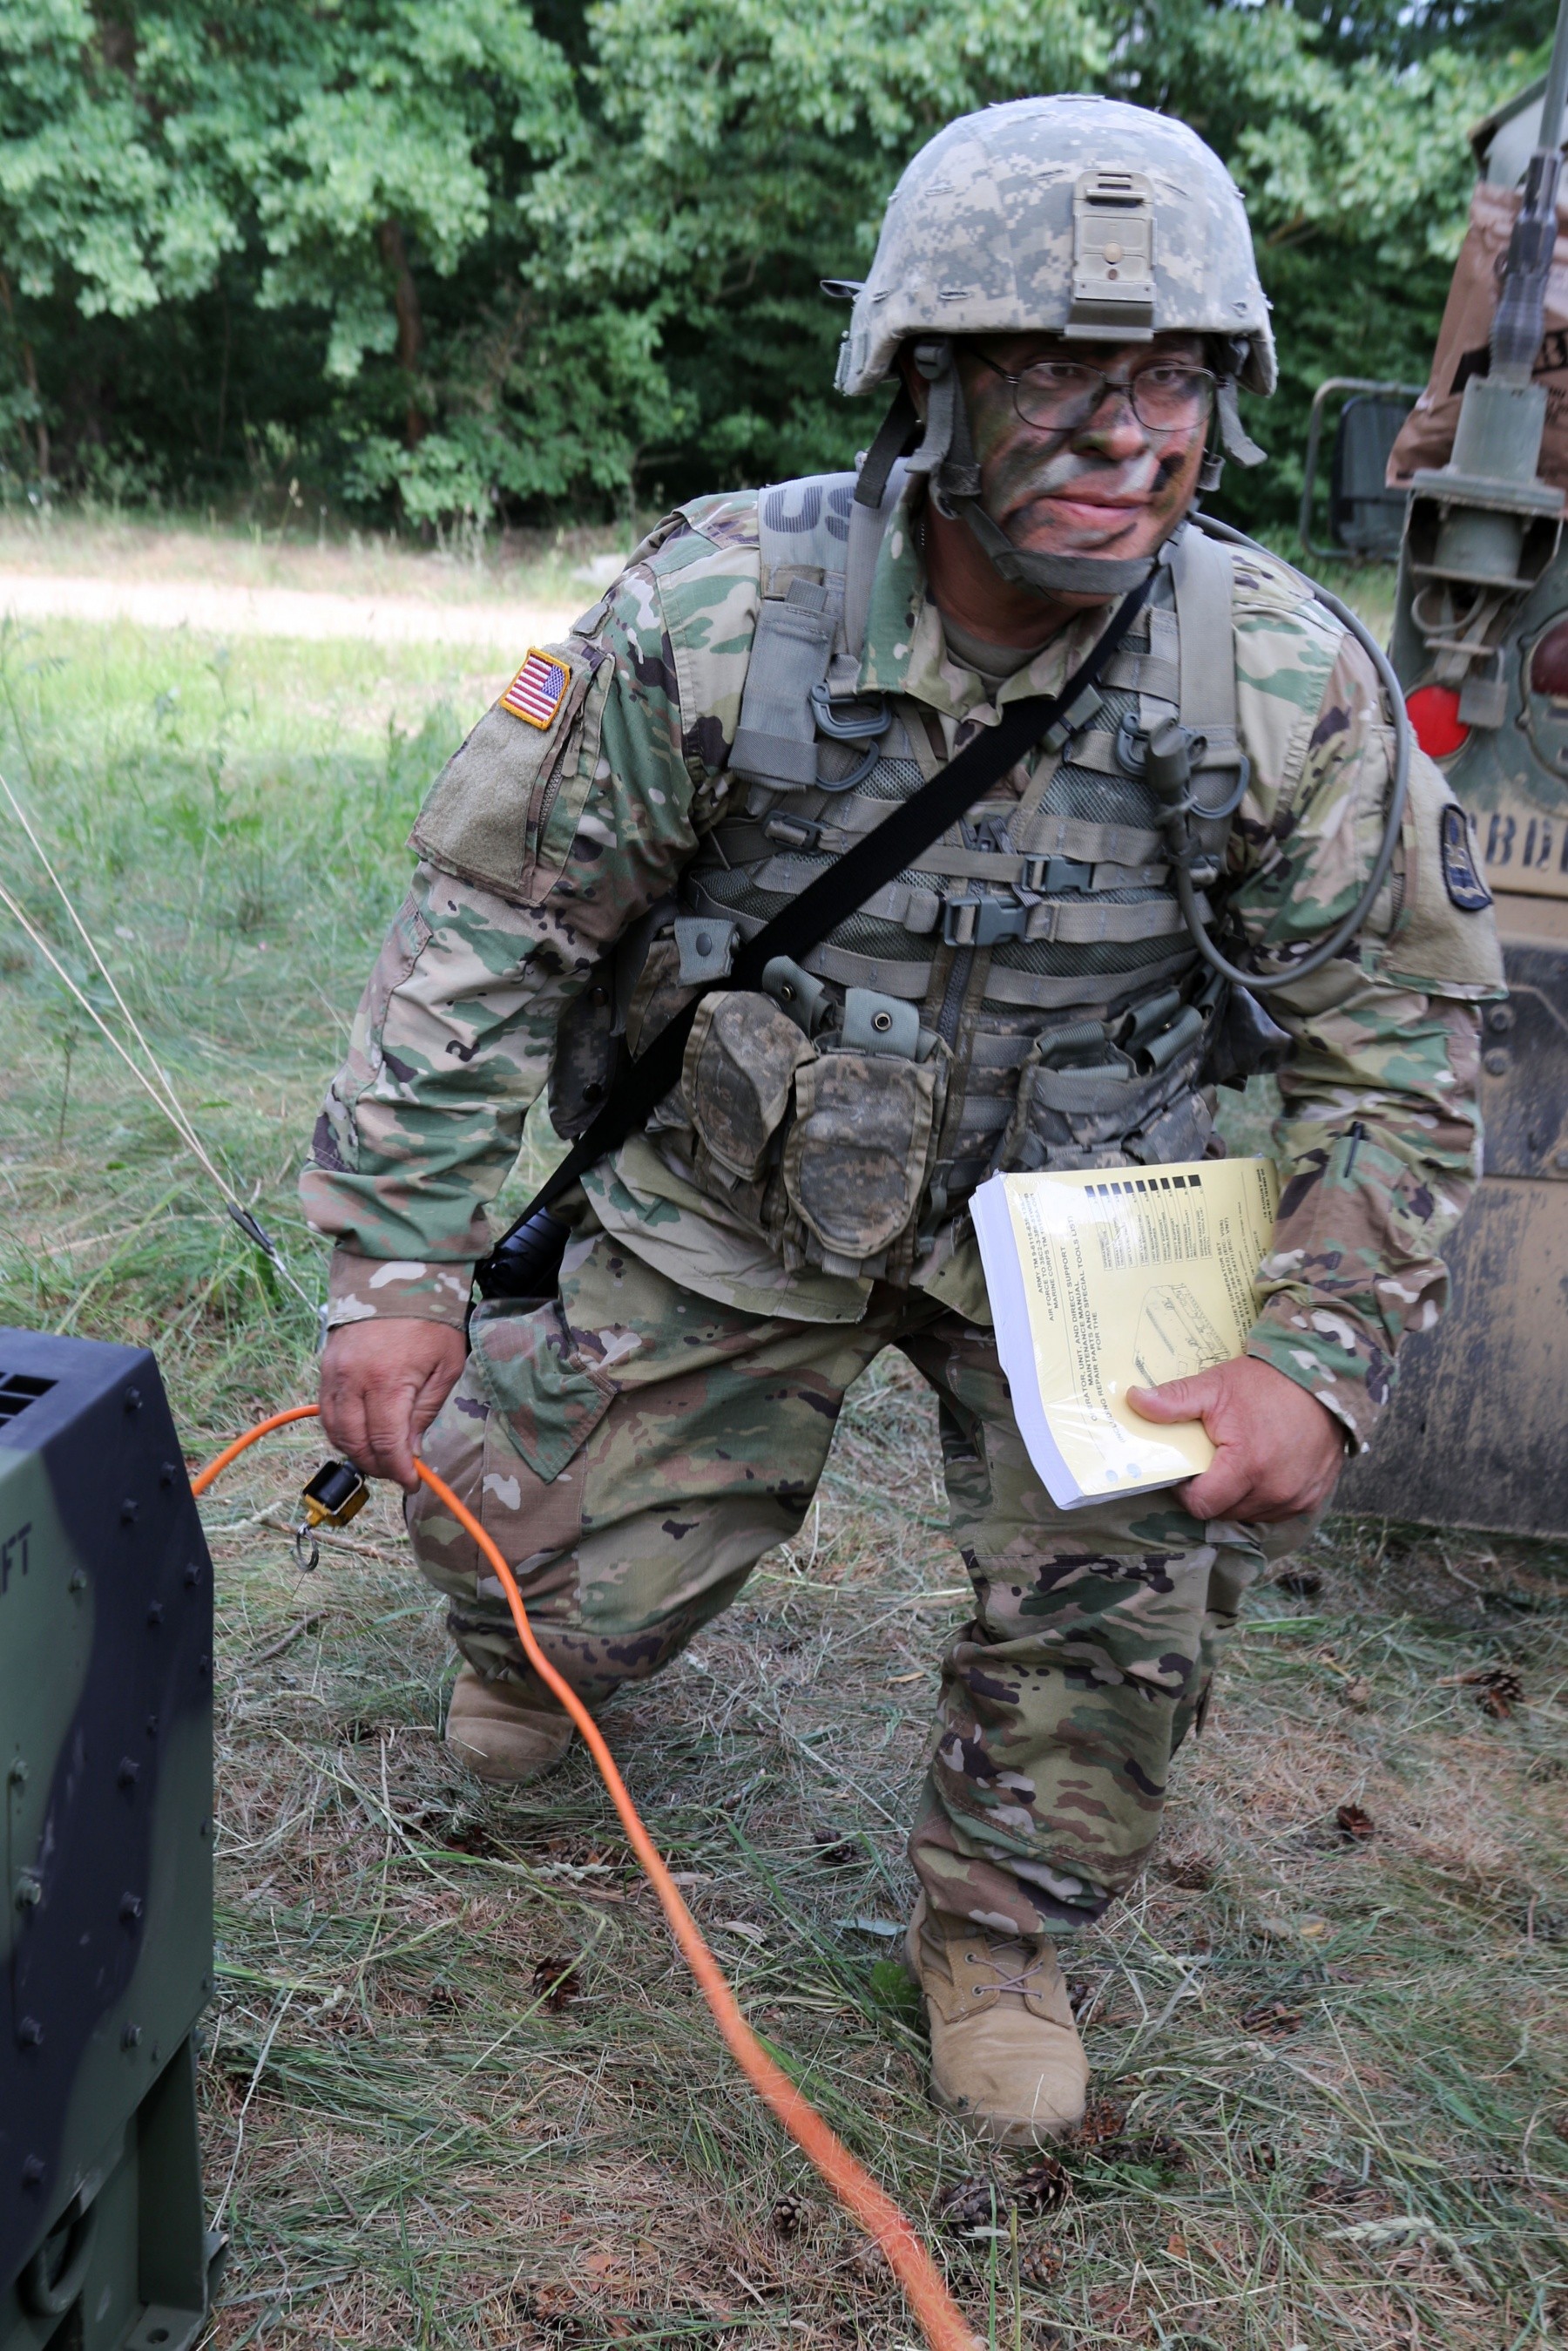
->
[190,1406,985,2351]
[0,769,320,1320]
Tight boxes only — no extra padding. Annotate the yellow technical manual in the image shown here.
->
[971,1157,1281,1510]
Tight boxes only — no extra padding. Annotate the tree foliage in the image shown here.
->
[0,0,1552,530]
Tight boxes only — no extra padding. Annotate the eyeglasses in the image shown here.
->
[971,352,1217,437]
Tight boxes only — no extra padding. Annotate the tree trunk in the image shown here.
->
[0,268,49,481]
[377,220,426,449]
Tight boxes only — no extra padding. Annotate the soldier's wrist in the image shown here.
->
[1244,1311,1375,1455]
[325,1250,474,1331]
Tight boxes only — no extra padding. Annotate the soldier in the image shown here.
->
[303,98,1501,2144]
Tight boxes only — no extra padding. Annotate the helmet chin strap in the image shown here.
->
[894,336,1263,600]
[956,490,1157,597]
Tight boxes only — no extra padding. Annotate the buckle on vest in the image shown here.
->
[1019,854,1094,895]
[941,894,1029,946]
[763,811,824,850]
[963,813,1016,855]
[1040,682,1105,753]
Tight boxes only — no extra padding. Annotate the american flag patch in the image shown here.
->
[500,647,571,729]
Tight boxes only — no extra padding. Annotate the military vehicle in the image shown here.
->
[1301,19,1568,1539]
[1,1328,219,2351]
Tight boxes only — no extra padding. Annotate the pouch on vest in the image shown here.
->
[680,991,817,1183]
[1000,1019,1213,1173]
[1200,980,1293,1091]
[782,1048,945,1270]
[729,579,840,791]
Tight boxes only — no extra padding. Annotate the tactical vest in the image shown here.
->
[551,471,1269,1286]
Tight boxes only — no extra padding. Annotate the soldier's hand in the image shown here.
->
[1126,1355,1346,1524]
[319,1319,468,1493]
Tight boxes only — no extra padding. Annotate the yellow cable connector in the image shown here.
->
[291,1459,369,1568]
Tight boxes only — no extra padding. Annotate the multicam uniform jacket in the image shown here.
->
[302,479,1504,1453]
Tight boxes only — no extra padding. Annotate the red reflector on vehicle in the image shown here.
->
[1529,615,1568,696]
[1406,683,1469,760]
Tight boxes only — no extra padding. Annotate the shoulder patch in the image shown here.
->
[1439,802,1492,911]
[501,647,571,730]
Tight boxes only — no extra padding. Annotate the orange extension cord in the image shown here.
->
[193,1406,982,2351]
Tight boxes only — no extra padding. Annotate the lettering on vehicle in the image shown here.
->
[1,1522,31,1595]
[1475,797,1568,900]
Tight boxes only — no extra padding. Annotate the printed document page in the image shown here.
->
[972,1157,1280,1510]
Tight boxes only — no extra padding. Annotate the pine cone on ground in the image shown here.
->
[936,2174,1006,2231]
[1017,2237,1064,2291]
[1066,2097,1127,2148]
[771,2192,808,2239]
[1461,1665,1524,1718]
[1014,2155,1071,2216]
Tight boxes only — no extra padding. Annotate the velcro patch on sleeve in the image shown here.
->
[501,647,572,730]
[1439,802,1492,911]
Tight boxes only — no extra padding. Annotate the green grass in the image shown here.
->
[0,606,556,1420]
[1,573,1564,2351]
[0,498,651,613]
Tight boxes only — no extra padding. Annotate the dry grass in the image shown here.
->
[0,553,1563,2350]
[0,505,646,611]
[190,1392,1568,2351]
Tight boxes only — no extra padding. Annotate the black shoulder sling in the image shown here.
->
[475,573,1153,1301]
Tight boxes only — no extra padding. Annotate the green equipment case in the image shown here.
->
[1,1329,218,2351]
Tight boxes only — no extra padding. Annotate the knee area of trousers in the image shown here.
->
[449,1616,630,1712]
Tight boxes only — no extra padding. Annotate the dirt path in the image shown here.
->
[0,569,577,648]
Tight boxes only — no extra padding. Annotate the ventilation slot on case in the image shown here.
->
[0,1372,56,1424]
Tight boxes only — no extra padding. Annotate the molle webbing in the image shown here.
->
[488,568,1165,1293]
[756,845,1172,890]
[717,800,1172,871]
[687,868,1202,951]
[1172,527,1240,772]
[793,933,1202,1012]
[698,496,1245,1252]
[729,467,906,790]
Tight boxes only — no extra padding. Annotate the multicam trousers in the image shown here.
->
[408,1216,1314,1938]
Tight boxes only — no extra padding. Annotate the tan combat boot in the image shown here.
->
[444,1664,577,1786]
[907,1894,1089,2145]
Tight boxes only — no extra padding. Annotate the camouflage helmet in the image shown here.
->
[835,94,1276,400]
